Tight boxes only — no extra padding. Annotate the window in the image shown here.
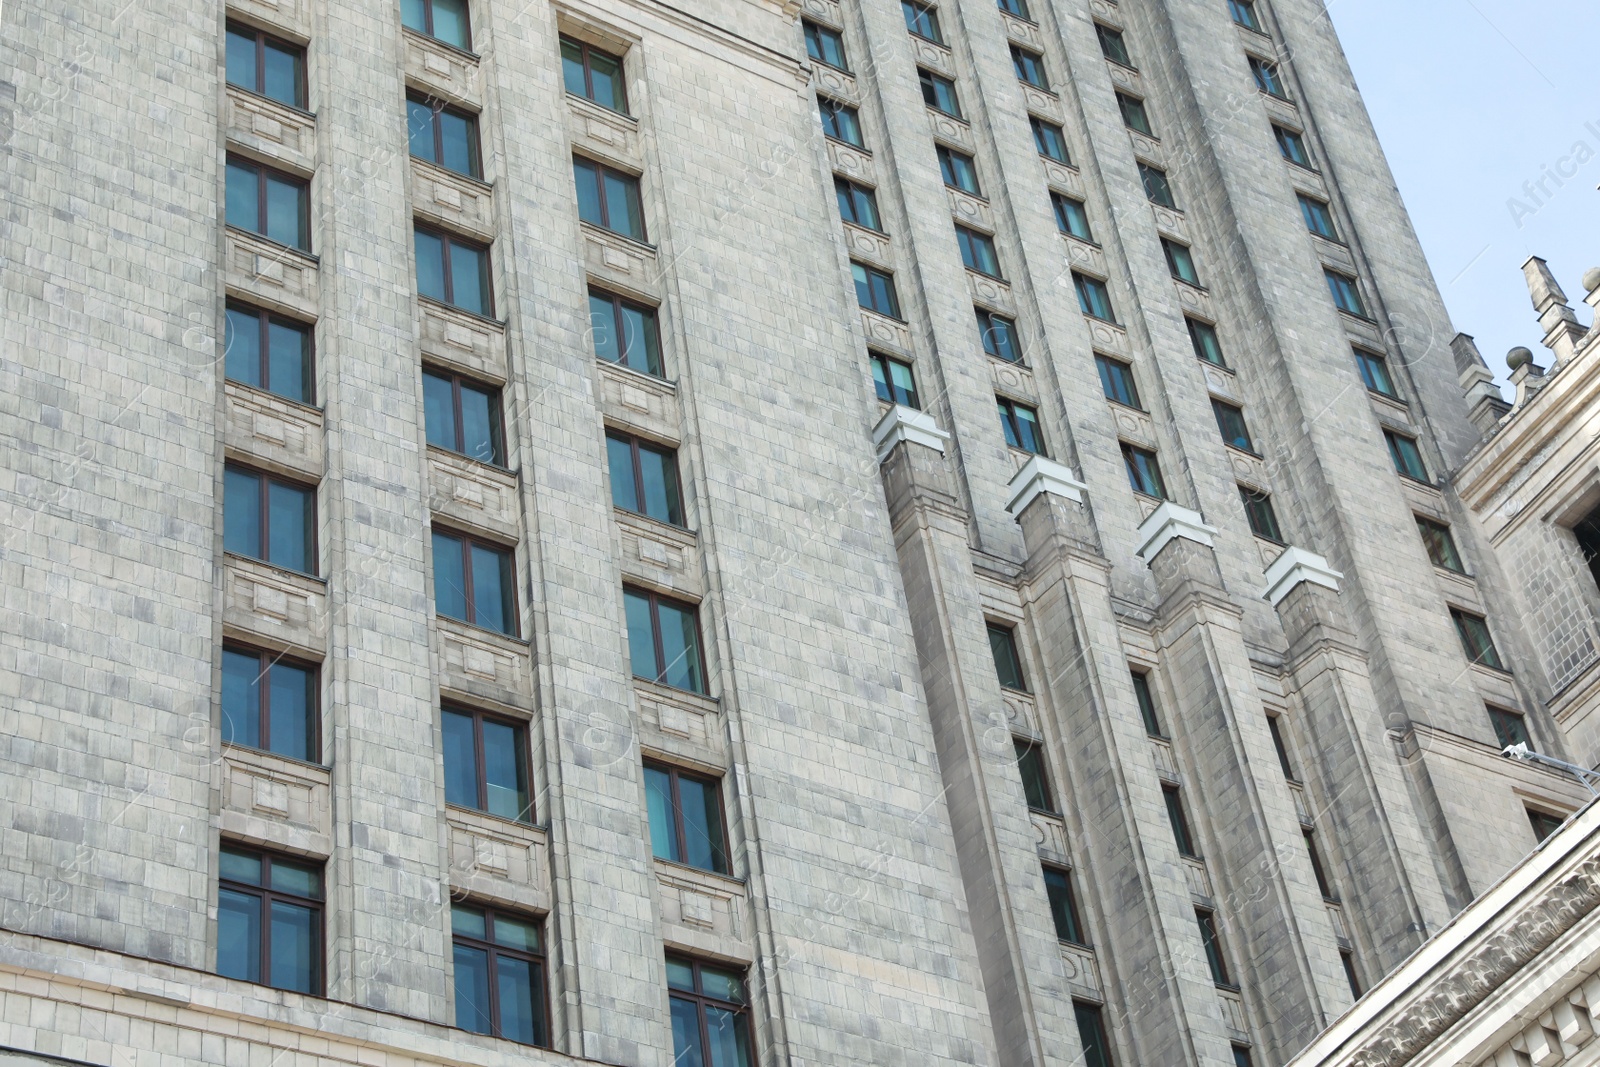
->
[803,20,849,70]
[625,586,707,693]
[1096,24,1133,67]
[1274,124,1312,167]
[1096,355,1141,409]
[645,762,729,873]
[415,226,493,317]
[852,262,902,318]
[1212,400,1254,452]
[452,904,548,1046]
[1031,116,1070,164]
[1451,608,1505,671]
[1248,55,1287,98]
[1304,829,1336,900]
[432,530,517,635]
[560,36,628,114]
[1529,808,1566,843]
[226,22,306,108]
[1340,951,1363,999]
[903,0,944,41]
[1229,0,1262,30]
[1576,507,1600,594]
[1074,1002,1115,1067]
[225,465,316,575]
[1132,670,1163,737]
[1196,908,1231,985]
[978,309,1021,362]
[1011,46,1049,89]
[1416,516,1465,573]
[1298,194,1338,239]
[217,845,323,993]
[1043,866,1085,944]
[226,156,310,251]
[988,623,1028,691]
[573,157,646,242]
[819,96,865,147]
[1268,716,1296,781]
[957,226,1002,278]
[1052,193,1092,240]
[607,431,685,526]
[588,289,663,377]
[1164,786,1198,857]
[1239,486,1283,542]
[406,93,481,178]
[1073,273,1115,321]
[1233,1046,1256,1067]
[225,302,313,404]
[1354,348,1399,398]
[1015,740,1056,812]
[998,398,1045,454]
[1163,239,1200,285]
[871,352,920,408]
[1187,318,1226,366]
[1325,269,1367,317]
[919,69,962,117]
[667,956,753,1067]
[1488,706,1530,752]
[222,646,318,762]
[1121,444,1167,499]
[835,178,883,231]
[443,706,531,821]
[401,0,470,50]
[937,145,981,194]
[1139,163,1176,208]
[997,0,1030,19]
[1116,93,1152,136]
[1383,430,1428,482]
[423,368,504,465]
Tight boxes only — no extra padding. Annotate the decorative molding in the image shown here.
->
[1005,455,1086,517]
[1262,546,1343,606]
[1134,502,1216,562]
[873,405,948,462]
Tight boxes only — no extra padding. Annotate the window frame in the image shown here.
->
[1187,317,1226,367]
[834,177,883,232]
[559,35,629,114]
[432,527,519,636]
[225,300,315,405]
[217,844,324,994]
[1074,1001,1116,1067]
[1304,828,1337,901]
[225,20,308,110]
[423,366,505,466]
[666,955,755,1067]
[1529,807,1566,843]
[1273,124,1313,168]
[442,704,533,822]
[936,144,982,195]
[226,154,311,252]
[803,19,850,71]
[1268,715,1297,781]
[819,96,865,148]
[988,622,1029,692]
[1030,116,1070,164]
[1298,193,1338,239]
[870,351,920,408]
[1229,0,1262,31]
[1139,162,1176,208]
[1164,786,1198,858]
[851,262,903,319]
[1415,515,1466,573]
[1132,670,1164,737]
[919,68,962,118]
[1121,443,1167,500]
[1325,269,1368,318]
[997,396,1046,455]
[404,0,473,50]
[573,156,648,243]
[997,0,1031,19]
[956,225,1003,278]
[1051,192,1092,240]
[1248,55,1288,98]
[1073,272,1116,322]
[1239,485,1283,543]
[977,308,1022,363]
[1233,1046,1256,1067]
[221,644,321,763]
[224,463,318,576]
[1116,92,1152,136]
[406,91,483,179]
[1383,429,1429,483]
[1354,347,1400,399]
[414,223,495,318]
[1014,739,1057,814]
[1451,608,1506,672]
[1043,864,1086,945]
[1095,23,1134,68]
[1196,907,1233,987]
[1212,399,1255,454]
[606,429,686,527]
[1163,238,1201,285]
[1095,355,1142,410]
[1488,705,1531,752]
[1341,950,1363,999]
[589,287,664,378]
[625,585,709,694]
[451,902,550,1046]
[1010,45,1049,89]
[902,0,944,42]
[645,760,731,874]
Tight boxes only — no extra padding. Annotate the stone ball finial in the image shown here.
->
[1583,267,1600,294]
[1507,346,1535,370]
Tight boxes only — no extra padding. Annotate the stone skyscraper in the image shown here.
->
[0,0,1590,1065]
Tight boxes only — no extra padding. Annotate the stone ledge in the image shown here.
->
[1262,546,1343,606]
[1135,502,1216,562]
[873,405,949,462]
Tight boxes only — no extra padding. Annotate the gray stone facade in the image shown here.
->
[0,0,1590,1064]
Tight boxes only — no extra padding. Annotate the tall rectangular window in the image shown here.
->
[1274,124,1312,167]
[225,465,316,575]
[1415,516,1465,573]
[820,96,865,147]
[1451,608,1505,671]
[1304,829,1336,900]
[423,368,504,465]
[1212,400,1254,452]
[226,21,306,108]
[998,398,1046,454]
[1096,24,1133,67]
[957,226,1002,277]
[988,623,1028,691]
[1015,739,1056,812]
[803,20,849,70]
[1298,194,1338,239]
[667,957,753,1067]
[406,93,482,179]
[414,226,493,317]
[225,302,313,404]
[1384,430,1429,482]
[1325,269,1368,317]
[919,69,962,117]
[607,431,685,526]
[560,36,628,114]
[1074,273,1115,321]
[226,156,310,251]
[1132,670,1163,737]
[1011,45,1049,89]
[1229,0,1262,30]
[1164,786,1197,858]
[432,529,517,635]
[835,177,883,231]
[1043,866,1085,944]
[903,0,944,42]
[978,309,1021,363]
[452,904,549,1046]
[1074,1002,1115,1067]
[645,762,729,873]
[1233,1047,1256,1067]
[1341,951,1363,1000]
[870,352,920,408]
[1239,486,1283,542]
[852,262,902,318]
[1163,239,1200,285]
[1188,318,1226,366]
[625,587,707,693]
[937,145,981,194]
[1488,706,1531,751]
[1121,444,1167,499]
[1196,908,1231,985]
[1096,355,1141,409]
[217,845,323,994]
[1031,117,1070,164]
[1052,193,1092,240]
[589,288,663,377]
[1268,716,1297,781]
[1139,163,1176,208]
[402,0,471,49]
[1249,55,1287,98]
[222,646,318,763]
[1116,93,1152,136]
[574,157,646,242]
[442,705,532,822]
[1354,348,1399,398]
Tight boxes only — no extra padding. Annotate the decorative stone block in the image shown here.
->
[1136,502,1217,562]
[1006,455,1087,517]
[1262,546,1343,605]
[874,405,949,462]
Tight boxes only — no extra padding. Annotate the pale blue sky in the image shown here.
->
[1327,0,1597,384]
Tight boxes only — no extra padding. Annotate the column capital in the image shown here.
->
[1135,502,1216,563]
[872,404,949,463]
[1262,546,1343,606]
[1005,455,1087,518]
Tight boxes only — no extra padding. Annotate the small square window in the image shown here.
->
[803,20,850,70]
[1248,55,1288,98]
[1121,443,1166,499]
[433,529,518,635]
[1488,706,1530,752]
[589,288,664,377]
[937,145,981,194]
[871,352,920,408]
[226,155,311,251]
[1354,348,1399,398]
[1052,193,1092,240]
[226,22,307,109]
[1239,485,1283,542]
[988,623,1028,691]
[561,36,628,114]
[1298,194,1338,239]
[1212,399,1254,452]
[442,705,532,822]
[1274,124,1312,167]
[835,177,883,232]
[819,96,865,148]
[1229,0,1261,31]
[1415,516,1465,573]
[998,398,1046,454]
[1325,269,1368,317]
[407,92,482,178]
[1163,239,1200,285]
[1116,93,1152,136]
[902,0,944,42]
[625,586,707,693]
[978,309,1022,362]
[607,431,685,526]
[852,262,902,318]
[574,156,646,242]
[1529,808,1566,842]
[1384,430,1429,483]
[225,464,317,575]
[1011,45,1049,90]
[423,367,505,466]
[1074,273,1116,321]
[1450,608,1505,671]
[402,0,471,49]
[957,225,1003,278]
[1187,317,1226,366]
[1095,355,1141,409]
[225,302,314,404]
[645,762,729,873]
[1031,117,1070,164]
[919,69,962,117]
[1233,1046,1256,1067]
[997,0,1030,18]
[1139,163,1176,208]
[1096,24,1133,67]
[415,225,493,317]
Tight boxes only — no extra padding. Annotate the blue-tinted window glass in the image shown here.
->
[225,307,262,390]
[226,160,259,232]
[268,660,313,761]
[224,467,262,560]
[481,717,528,821]
[220,649,261,752]
[658,599,703,693]
[269,900,317,992]
[433,531,467,621]
[607,435,639,513]
[603,168,645,241]
[573,158,603,226]
[458,381,500,464]
[422,370,455,451]
[263,172,305,249]
[645,764,679,863]
[441,707,478,809]
[678,774,727,874]
[496,954,544,1046]
[261,40,301,106]
[226,28,258,94]
[449,242,488,317]
[407,98,436,163]
[267,480,312,572]
[439,110,476,176]
[705,1005,752,1067]
[217,888,261,981]
[625,588,658,680]
[415,230,446,302]
[266,319,310,402]
[671,996,707,1067]
[429,0,470,49]
[638,444,682,526]
[470,542,512,634]
[454,942,492,1033]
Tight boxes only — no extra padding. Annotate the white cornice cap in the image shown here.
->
[872,405,950,463]
[1135,502,1216,562]
[1005,455,1087,518]
[1262,546,1344,606]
